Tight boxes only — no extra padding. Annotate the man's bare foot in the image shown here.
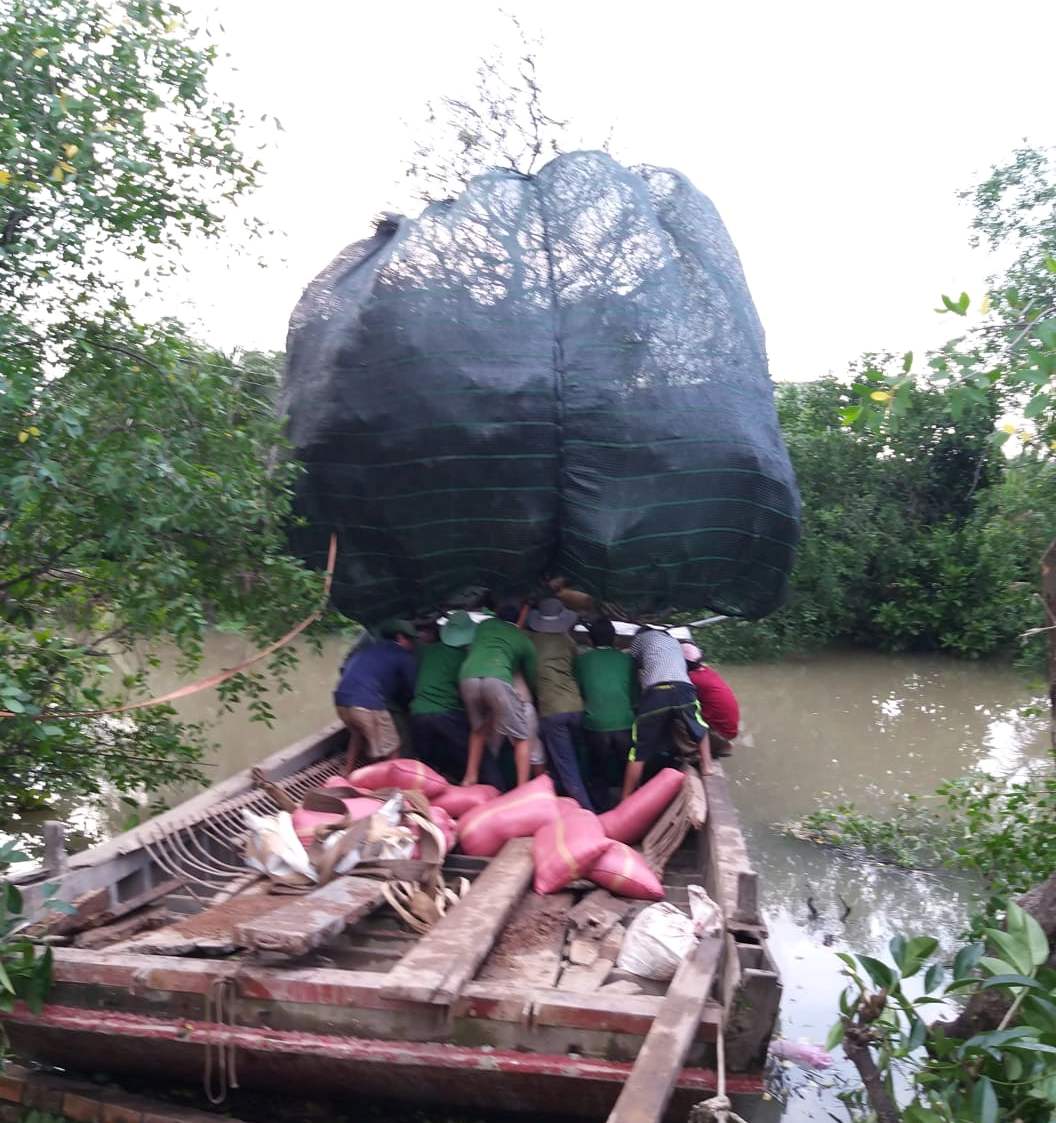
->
[461,774,478,787]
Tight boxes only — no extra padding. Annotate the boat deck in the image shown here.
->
[7,723,780,1121]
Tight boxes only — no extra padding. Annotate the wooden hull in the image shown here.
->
[7,724,780,1119]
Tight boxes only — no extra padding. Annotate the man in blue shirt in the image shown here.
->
[334,619,417,773]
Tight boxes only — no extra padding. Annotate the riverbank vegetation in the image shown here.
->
[0,0,319,819]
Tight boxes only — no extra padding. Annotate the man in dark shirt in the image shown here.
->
[334,619,417,773]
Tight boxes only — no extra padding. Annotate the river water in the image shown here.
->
[17,637,1054,1121]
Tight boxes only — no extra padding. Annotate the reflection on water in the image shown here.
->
[9,640,1052,1120]
[720,648,1048,1120]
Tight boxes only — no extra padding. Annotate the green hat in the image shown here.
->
[379,617,417,641]
[441,611,477,648]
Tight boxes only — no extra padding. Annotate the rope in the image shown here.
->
[689,1033,749,1123]
[0,533,338,720]
[203,975,241,1105]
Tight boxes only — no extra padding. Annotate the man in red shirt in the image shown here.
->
[680,643,739,757]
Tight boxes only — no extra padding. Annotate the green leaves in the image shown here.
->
[891,934,939,977]
[937,291,971,316]
[1007,900,1050,969]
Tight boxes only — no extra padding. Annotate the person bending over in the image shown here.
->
[623,627,711,798]
[527,597,593,809]
[458,600,538,788]
[575,616,637,811]
[681,642,739,758]
[333,619,417,773]
[409,613,477,782]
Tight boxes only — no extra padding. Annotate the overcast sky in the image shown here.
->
[168,0,1056,382]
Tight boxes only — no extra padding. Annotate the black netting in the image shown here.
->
[282,151,800,624]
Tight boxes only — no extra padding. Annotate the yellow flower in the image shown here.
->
[32,47,47,58]
[63,144,78,159]
[28,426,40,437]
[50,164,64,183]
[1001,422,1017,435]
[17,431,29,443]
[979,293,991,315]
[870,390,893,403]
[0,170,9,186]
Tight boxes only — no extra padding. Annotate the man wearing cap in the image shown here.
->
[527,597,594,810]
[409,613,477,782]
[333,619,417,773]
[624,627,711,798]
[459,600,538,789]
[682,642,739,757]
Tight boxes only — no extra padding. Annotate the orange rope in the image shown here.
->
[0,533,338,721]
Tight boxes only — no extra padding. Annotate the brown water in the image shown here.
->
[14,637,1054,1121]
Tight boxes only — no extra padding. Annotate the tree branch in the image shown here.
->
[842,1031,902,1123]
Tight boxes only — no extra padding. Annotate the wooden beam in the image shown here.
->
[702,764,760,928]
[381,838,534,1005]
[605,932,725,1123]
[235,876,384,958]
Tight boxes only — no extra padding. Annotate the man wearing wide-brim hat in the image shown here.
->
[526,598,594,810]
[409,612,478,782]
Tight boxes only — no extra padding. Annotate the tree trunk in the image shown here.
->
[843,1032,902,1123]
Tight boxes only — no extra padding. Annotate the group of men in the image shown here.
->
[332,597,740,809]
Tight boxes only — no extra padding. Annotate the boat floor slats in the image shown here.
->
[479,891,574,987]
[380,838,534,1005]
[235,876,385,958]
[606,932,726,1123]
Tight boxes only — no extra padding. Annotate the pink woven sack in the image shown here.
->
[532,809,608,894]
[429,805,458,852]
[587,840,665,900]
[599,768,684,844]
[347,761,395,789]
[457,775,560,857]
[433,784,500,818]
[388,758,449,798]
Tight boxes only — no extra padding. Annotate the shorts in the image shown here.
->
[335,705,401,760]
[460,676,533,743]
[410,711,470,781]
[630,682,709,764]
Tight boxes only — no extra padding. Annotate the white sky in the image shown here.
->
[167,0,1056,382]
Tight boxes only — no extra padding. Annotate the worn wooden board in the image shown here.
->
[568,889,629,940]
[114,887,287,955]
[478,892,573,988]
[605,932,726,1123]
[702,764,760,928]
[381,838,534,1005]
[559,924,625,993]
[235,876,384,957]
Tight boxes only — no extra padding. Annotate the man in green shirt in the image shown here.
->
[410,612,476,783]
[459,601,538,788]
[575,617,637,810]
[527,598,594,810]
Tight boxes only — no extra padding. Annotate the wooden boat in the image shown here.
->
[6,722,780,1122]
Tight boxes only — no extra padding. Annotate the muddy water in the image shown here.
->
[21,638,1055,1120]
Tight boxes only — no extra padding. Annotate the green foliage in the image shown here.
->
[701,377,1056,665]
[831,904,1056,1123]
[0,0,319,820]
[795,774,1056,892]
[0,840,72,1061]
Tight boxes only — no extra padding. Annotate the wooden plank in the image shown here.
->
[559,924,625,993]
[479,892,573,988]
[235,876,384,958]
[380,838,534,1005]
[606,932,726,1123]
[568,889,630,939]
[702,763,761,927]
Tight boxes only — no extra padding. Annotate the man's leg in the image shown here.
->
[622,759,645,801]
[460,679,488,786]
[539,712,594,810]
[511,738,531,787]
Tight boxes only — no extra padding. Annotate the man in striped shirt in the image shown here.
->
[623,627,711,798]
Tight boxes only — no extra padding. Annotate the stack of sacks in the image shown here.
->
[531,768,685,901]
[458,774,561,857]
